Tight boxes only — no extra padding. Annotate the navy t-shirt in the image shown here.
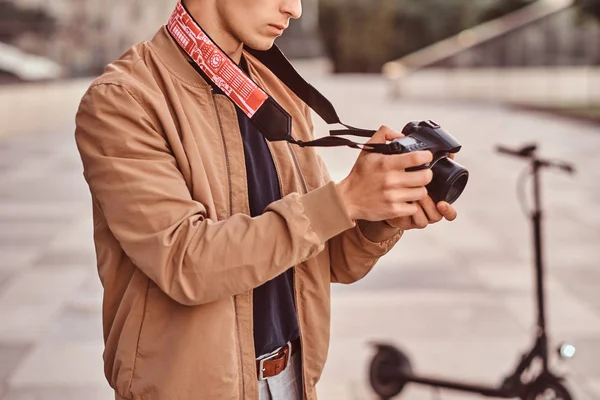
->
[206,57,300,357]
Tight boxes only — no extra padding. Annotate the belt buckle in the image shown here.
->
[284,340,292,369]
[257,341,292,381]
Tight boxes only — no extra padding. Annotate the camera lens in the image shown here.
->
[427,157,469,204]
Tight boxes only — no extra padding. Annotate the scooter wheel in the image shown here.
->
[369,344,413,400]
[525,379,573,400]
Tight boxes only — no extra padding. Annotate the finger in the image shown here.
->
[389,202,419,218]
[392,187,428,203]
[387,151,433,171]
[383,128,404,142]
[369,125,402,144]
[410,202,429,229]
[388,169,433,188]
[437,202,458,221]
[419,196,443,223]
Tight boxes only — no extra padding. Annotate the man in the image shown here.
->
[74,0,457,399]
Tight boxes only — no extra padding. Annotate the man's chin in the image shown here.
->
[244,38,276,52]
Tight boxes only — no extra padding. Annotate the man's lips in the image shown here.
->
[267,24,286,36]
[269,24,288,31]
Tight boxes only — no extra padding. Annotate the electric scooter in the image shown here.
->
[368,143,577,400]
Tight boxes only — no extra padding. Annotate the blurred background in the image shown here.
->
[0,0,598,399]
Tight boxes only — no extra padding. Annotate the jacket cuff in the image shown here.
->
[300,181,355,243]
[357,220,403,244]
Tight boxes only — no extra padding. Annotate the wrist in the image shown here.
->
[335,179,358,221]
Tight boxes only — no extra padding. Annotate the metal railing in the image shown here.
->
[382,0,576,98]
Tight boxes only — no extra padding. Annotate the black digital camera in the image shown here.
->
[388,120,469,204]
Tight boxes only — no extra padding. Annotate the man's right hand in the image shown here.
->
[336,125,433,222]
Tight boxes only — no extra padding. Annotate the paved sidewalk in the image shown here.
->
[0,70,598,400]
[0,79,91,139]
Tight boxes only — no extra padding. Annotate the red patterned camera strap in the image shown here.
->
[167,2,269,118]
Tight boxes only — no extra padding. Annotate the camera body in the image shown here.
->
[389,120,469,204]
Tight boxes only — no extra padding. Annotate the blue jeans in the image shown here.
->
[258,352,303,400]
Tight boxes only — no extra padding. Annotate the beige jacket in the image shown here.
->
[75,26,403,400]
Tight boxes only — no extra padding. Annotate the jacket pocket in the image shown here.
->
[125,276,152,397]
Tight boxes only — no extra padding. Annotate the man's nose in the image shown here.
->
[281,0,302,19]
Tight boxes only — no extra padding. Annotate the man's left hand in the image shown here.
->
[385,137,459,230]
[386,197,457,230]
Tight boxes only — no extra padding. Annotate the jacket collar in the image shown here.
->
[148,25,270,94]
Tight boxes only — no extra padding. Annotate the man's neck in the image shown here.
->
[183,1,244,64]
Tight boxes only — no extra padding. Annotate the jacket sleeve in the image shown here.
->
[75,83,355,306]
[319,156,404,284]
[301,105,404,284]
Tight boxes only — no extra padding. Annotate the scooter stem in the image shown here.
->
[531,157,548,370]
[496,144,575,371]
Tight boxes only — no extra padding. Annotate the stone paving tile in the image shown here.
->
[65,276,103,315]
[44,308,103,343]
[0,247,42,274]
[0,202,86,221]
[43,218,95,255]
[567,335,600,382]
[0,210,76,225]
[0,221,66,247]
[362,230,462,270]
[321,332,594,399]
[0,274,12,292]
[0,344,32,382]
[0,267,88,308]
[322,378,596,400]
[343,264,486,294]
[0,182,89,203]
[0,235,52,248]
[1,385,113,400]
[556,268,600,312]
[0,163,57,186]
[504,287,600,339]
[0,304,62,343]
[330,290,526,342]
[32,249,96,269]
[588,379,600,397]
[321,336,533,399]
[0,267,89,343]
[8,342,106,387]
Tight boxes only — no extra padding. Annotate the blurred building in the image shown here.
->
[8,0,173,76]
[436,6,600,68]
[3,0,322,78]
[0,41,62,83]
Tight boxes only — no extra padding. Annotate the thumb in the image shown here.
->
[368,125,403,144]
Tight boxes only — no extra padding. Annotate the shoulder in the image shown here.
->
[77,43,165,131]
[82,41,159,108]
[75,42,163,143]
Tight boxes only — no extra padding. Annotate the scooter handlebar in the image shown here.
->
[496,144,537,158]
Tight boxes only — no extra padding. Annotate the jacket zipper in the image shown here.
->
[247,65,310,397]
[266,139,309,398]
[264,140,285,203]
[211,89,234,217]
[211,88,245,399]
[286,142,309,399]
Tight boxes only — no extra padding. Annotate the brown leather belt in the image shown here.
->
[256,338,301,380]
